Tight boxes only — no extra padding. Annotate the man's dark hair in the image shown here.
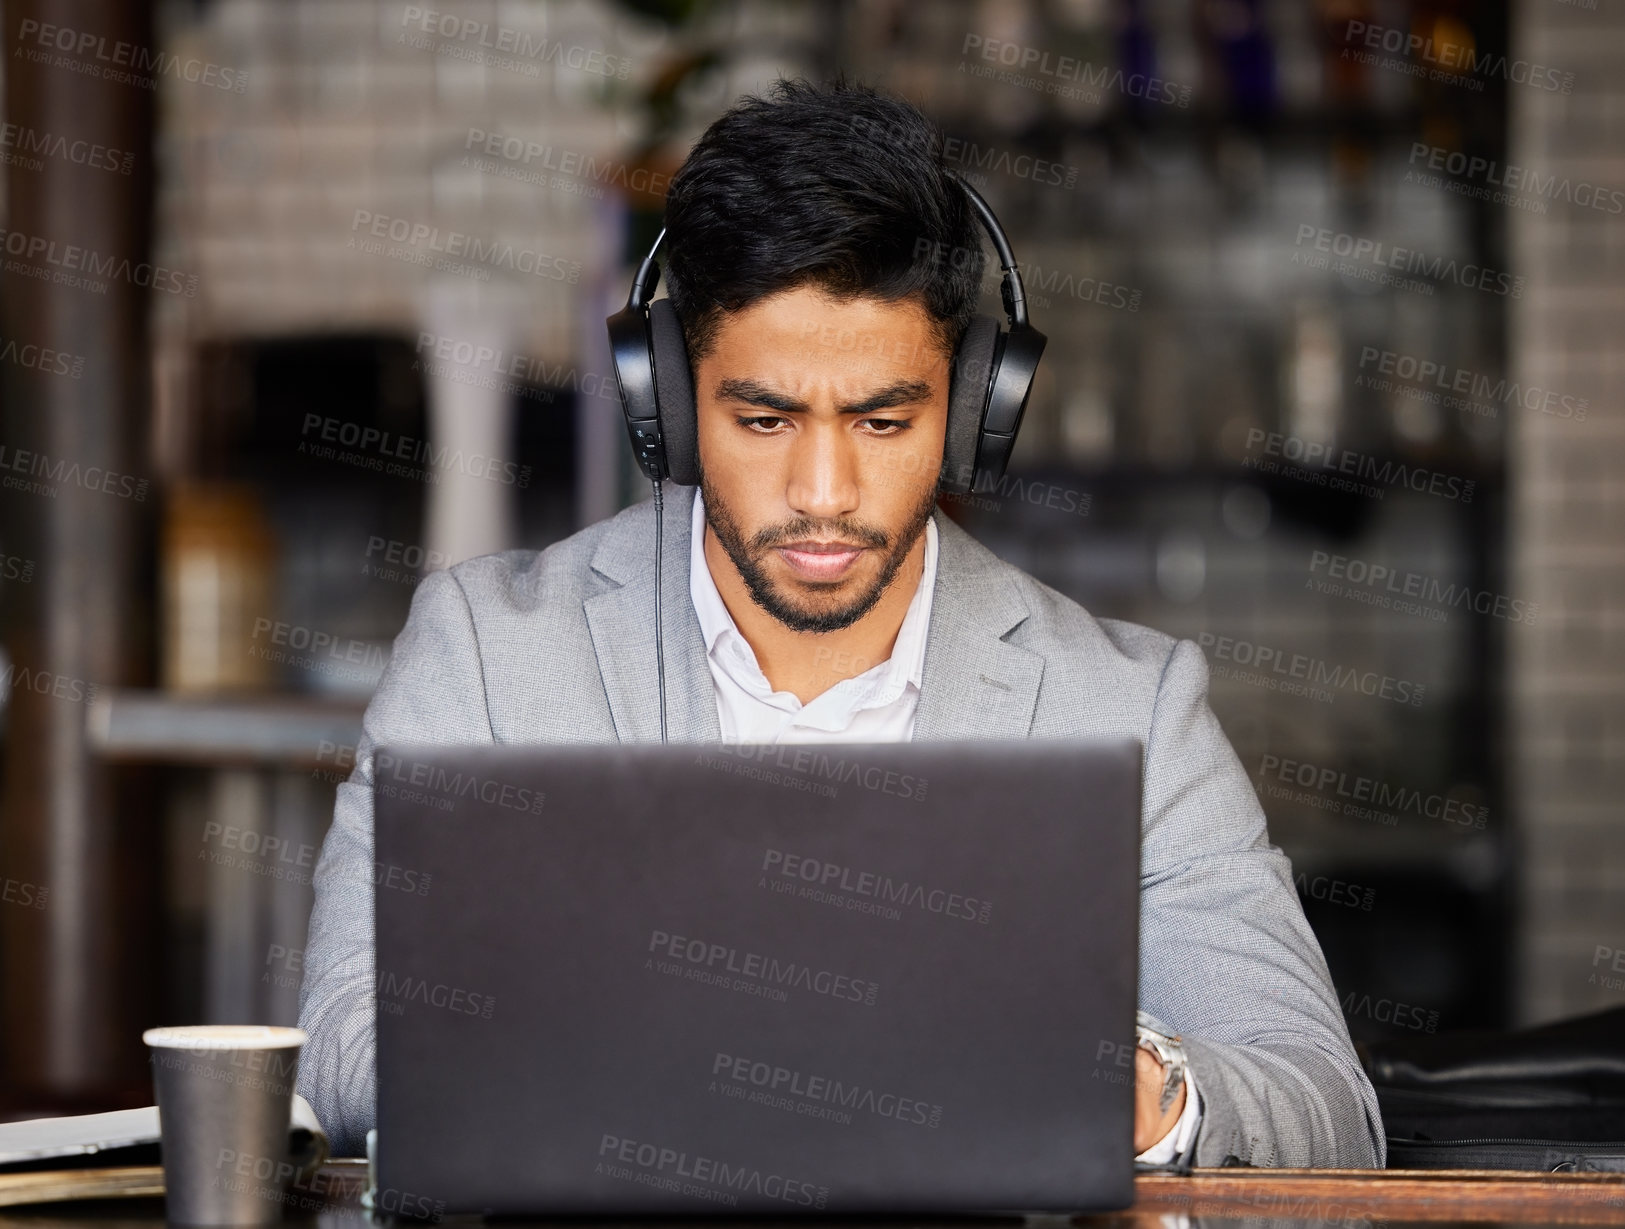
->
[663,77,986,364]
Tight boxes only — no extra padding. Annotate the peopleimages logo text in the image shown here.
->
[648,930,879,1006]
[463,129,666,197]
[597,1134,827,1209]
[0,122,134,174]
[716,743,927,801]
[413,331,618,406]
[1357,345,1587,421]
[960,34,1192,107]
[0,226,196,296]
[399,7,631,79]
[1295,874,1375,912]
[712,1052,944,1128]
[761,849,991,924]
[0,444,148,501]
[375,970,495,1019]
[373,752,545,815]
[1257,754,1487,830]
[914,237,1140,313]
[0,335,85,378]
[1244,429,1474,504]
[846,116,1080,191]
[1294,224,1523,298]
[348,210,580,284]
[1342,988,1439,1033]
[1198,632,1425,708]
[1309,551,1538,625]
[1342,19,1574,93]
[299,412,531,488]
[1407,142,1622,215]
[942,135,1078,190]
[13,18,248,92]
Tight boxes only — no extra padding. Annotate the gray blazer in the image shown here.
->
[297,482,1385,1166]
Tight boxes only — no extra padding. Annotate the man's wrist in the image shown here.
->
[1133,1012,1202,1172]
[1135,1011,1189,1115]
[1135,1063,1202,1168]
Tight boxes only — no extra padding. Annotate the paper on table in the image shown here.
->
[0,1094,326,1168]
[0,1107,158,1167]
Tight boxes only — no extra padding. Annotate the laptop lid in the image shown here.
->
[372,737,1141,1215]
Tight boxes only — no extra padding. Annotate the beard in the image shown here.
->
[697,464,938,635]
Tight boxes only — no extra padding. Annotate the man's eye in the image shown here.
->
[736,415,786,431]
[864,419,910,434]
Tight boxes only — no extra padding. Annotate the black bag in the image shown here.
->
[1359,1005,1625,1171]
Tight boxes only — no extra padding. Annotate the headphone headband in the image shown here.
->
[945,171,1029,329]
[626,228,665,313]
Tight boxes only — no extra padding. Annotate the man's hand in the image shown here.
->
[1134,1044,1187,1154]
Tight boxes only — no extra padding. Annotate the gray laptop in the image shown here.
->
[372,738,1142,1216]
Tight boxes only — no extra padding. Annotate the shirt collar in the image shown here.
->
[688,487,938,701]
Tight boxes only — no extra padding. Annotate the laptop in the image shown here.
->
[372,738,1143,1216]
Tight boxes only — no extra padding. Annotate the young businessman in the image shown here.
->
[297,79,1384,1168]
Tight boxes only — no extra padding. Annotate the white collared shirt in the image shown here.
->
[686,485,1201,1165]
[688,487,937,744]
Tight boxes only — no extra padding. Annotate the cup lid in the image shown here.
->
[143,1025,308,1050]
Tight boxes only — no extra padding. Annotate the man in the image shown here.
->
[297,78,1384,1169]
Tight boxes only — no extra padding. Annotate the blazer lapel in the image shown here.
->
[583,484,721,743]
[912,512,1045,741]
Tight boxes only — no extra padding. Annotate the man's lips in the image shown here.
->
[775,540,867,580]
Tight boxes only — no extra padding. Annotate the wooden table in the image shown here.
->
[1135,1167,1625,1224]
[0,1161,1621,1225]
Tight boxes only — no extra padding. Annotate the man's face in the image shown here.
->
[692,284,950,634]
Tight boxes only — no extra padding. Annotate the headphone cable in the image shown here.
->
[651,478,668,744]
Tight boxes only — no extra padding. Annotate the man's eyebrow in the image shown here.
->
[714,378,803,413]
[714,377,934,414]
[841,379,934,413]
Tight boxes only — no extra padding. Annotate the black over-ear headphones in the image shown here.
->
[606,171,1046,497]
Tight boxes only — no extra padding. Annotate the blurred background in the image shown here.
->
[0,0,1619,1113]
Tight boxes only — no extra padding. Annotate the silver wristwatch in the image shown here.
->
[1135,1009,1189,1116]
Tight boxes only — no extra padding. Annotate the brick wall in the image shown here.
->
[1509,0,1625,1022]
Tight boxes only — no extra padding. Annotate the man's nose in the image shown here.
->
[785,420,860,518]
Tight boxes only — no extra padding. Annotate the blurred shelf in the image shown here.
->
[87,689,365,768]
[998,462,1504,487]
[1020,107,1443,144]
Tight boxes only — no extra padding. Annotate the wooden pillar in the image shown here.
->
[0,0,157,1108]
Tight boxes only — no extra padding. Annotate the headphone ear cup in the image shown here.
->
[940,315,999,495]
[648,299,699,485]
